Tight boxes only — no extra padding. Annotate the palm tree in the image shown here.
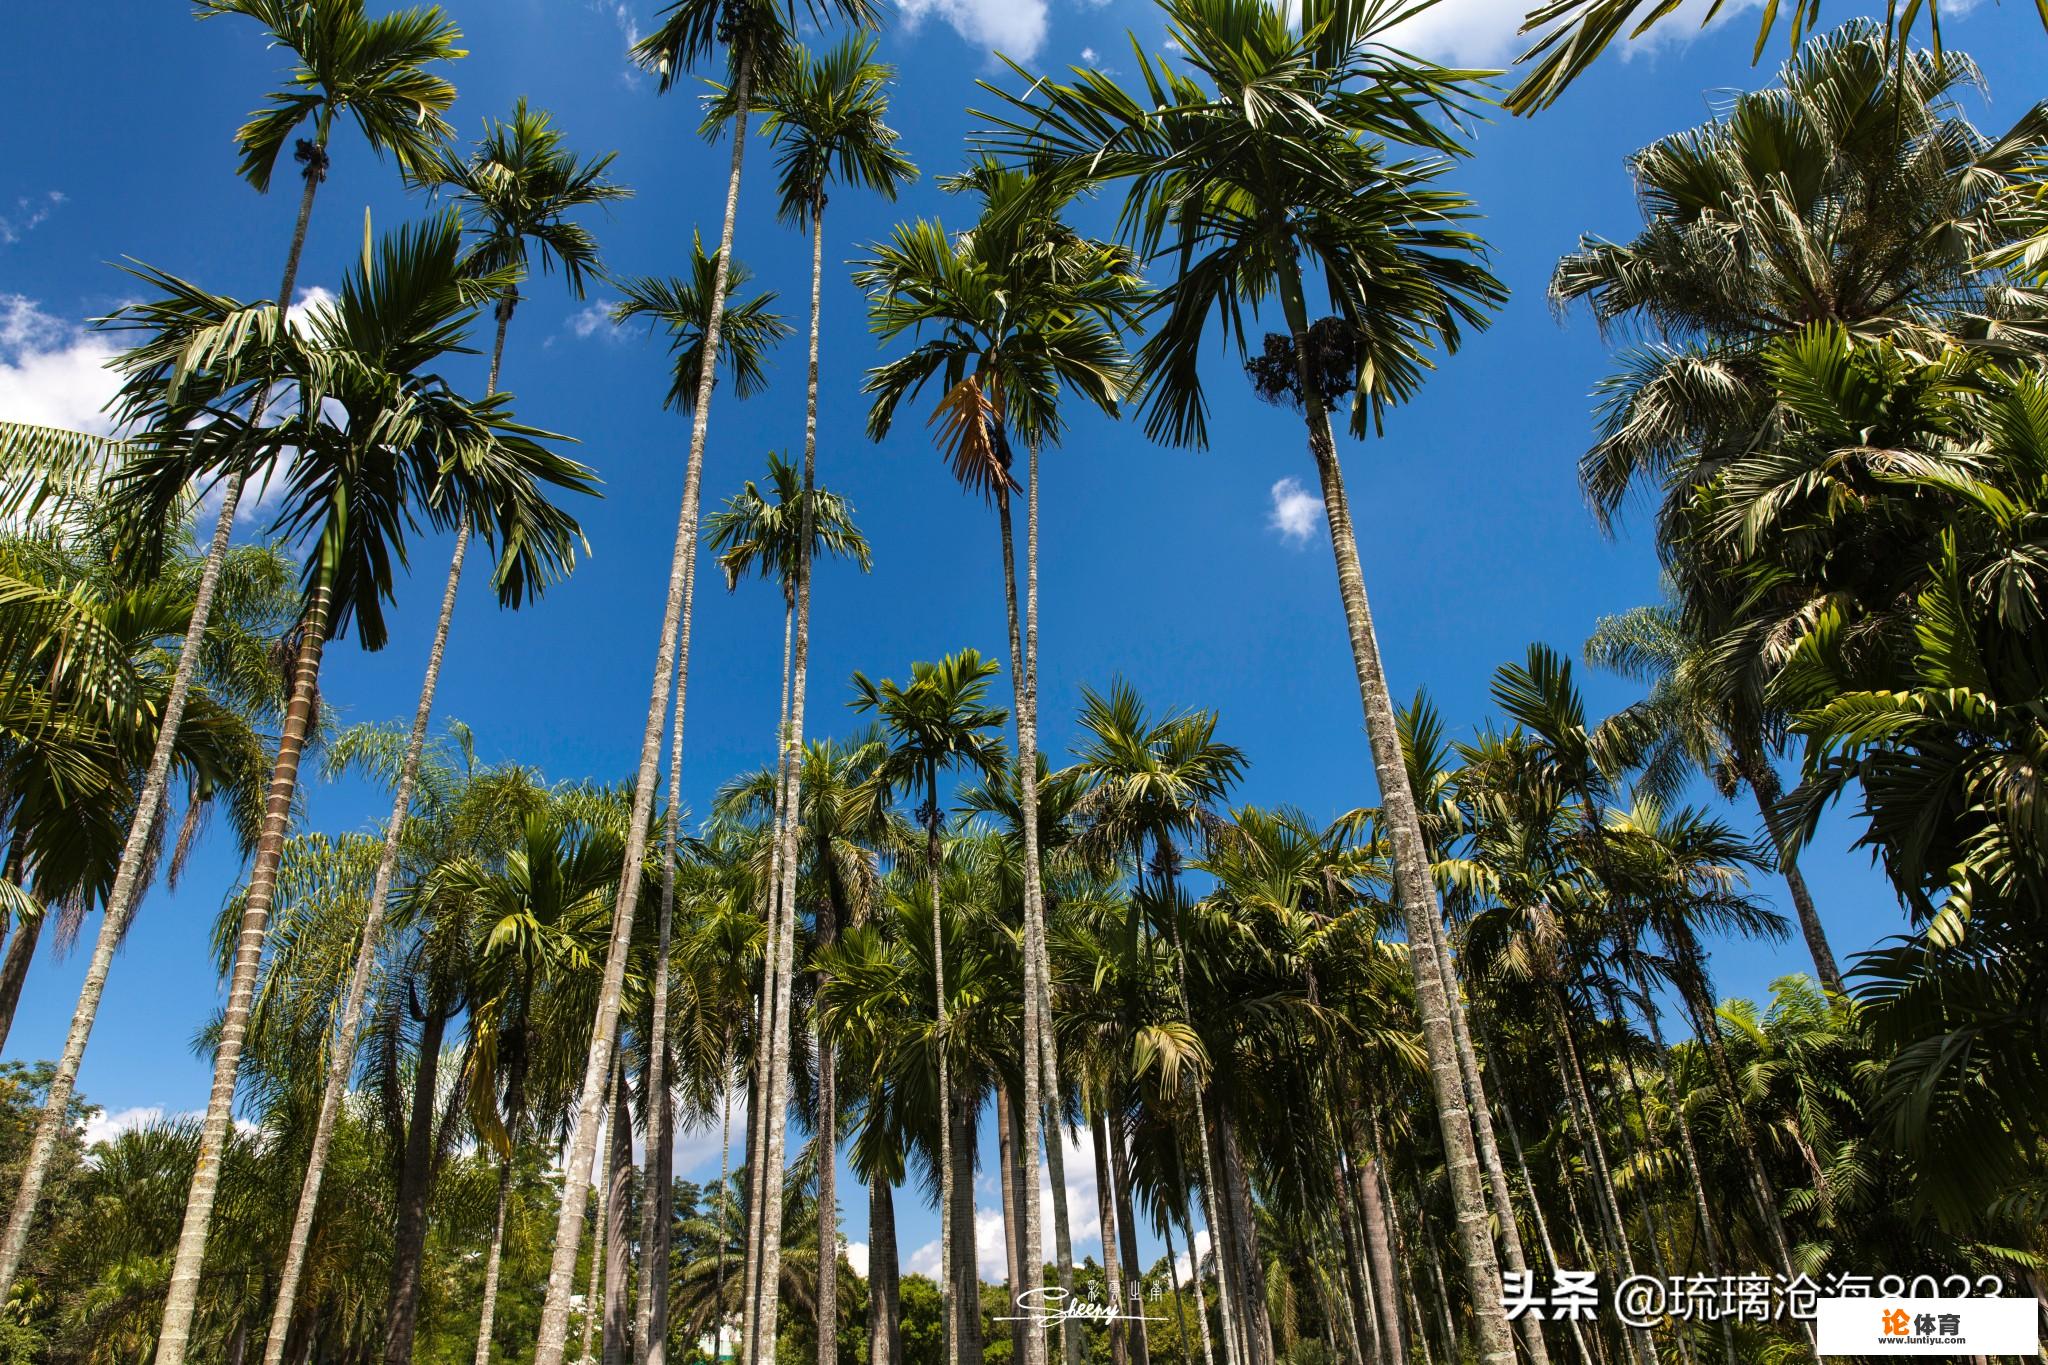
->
[1064,682,1244,1365]
[1552,25,2047,539]
[703,450,874,1363]
[849,651,1009,1365]
[520,0,877,1341]
[748,43,916,1362]
[260,102,628,1365]
[0,512,290,1048]
[1586,595,1844,992]
[0,0,464,1303]
[98,215,596,1365]
[979,1,1512,1351]
[857,170,1142,1365]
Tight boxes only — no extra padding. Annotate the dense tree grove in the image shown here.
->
[3,4,2048,1365]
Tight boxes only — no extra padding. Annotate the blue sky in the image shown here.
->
[4,0,2043,1284]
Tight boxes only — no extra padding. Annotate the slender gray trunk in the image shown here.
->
[1214,1104,1272,1365]
[716,1066,733,1361]
[1109,1113,1153,1365]
[1742,758,1842,995]
[269,294,508,1365]
[1429,925,1550,1365]
[157,557,334,1365]
[0,911,43,1050]
[868,1176,901,1365]
[530,49,753,1365]
[583,1059,617,1365]
[1173,1155,1214,1365]
[1092,1109,1128,1365]
[746,604,796,1361]
[755,196,823,1356]
[636,631,688,1365]
[999,1089,1028,1365]
[949,1096,984,1365]
[753,595,800,1365]
[927,783,959,1365]
[1354,1160,1405,1365]
[0,152,326,1303]
[1162,1205,1193,1365]
[605,1070,634,1365]
[1274,256,1511,1365]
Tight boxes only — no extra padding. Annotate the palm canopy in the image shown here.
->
[612,237,793,413]
[418,97,632,298]
[703,452,873,599]
[847,649,1010,825]
[196,0,466,191]
[1553,23,2048,530]
[100,213,597,650]
[629,0,883,94]
[975,0,1504,447]
[854,164,1143,500]
[755,34,919,225]
[1065,678,1245,862]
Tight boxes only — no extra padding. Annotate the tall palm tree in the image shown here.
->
[102,215,596,1365]
[979,1,1512,1352]
[749,43,915,1363]
[1553,25,2048,539]
[1064,682,1244,1365]
[518,0,878,1342]
[849,651,1009,1365]
[857,170,1142,1365]
[0,0,464,1302]
[260,102,628,1365]
[1586,595,1843,992]
[703,451,872,1362]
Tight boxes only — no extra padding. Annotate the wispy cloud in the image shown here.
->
[83,1105,165,1148]
[898,0,1048,62]
[0,191,65,246]
[0,293,121,435]
[1376,0,1761,67]
[566,300,624,343]
[593,1,647,85]
[1267,476,1324,546]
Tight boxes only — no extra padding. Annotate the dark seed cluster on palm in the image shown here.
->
[3,6,2048,1365]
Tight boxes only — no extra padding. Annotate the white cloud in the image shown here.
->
[0,192,65,246]
[1171,1227,1214,1287]
[567,300,623,342]
[593,1,647,85]
[1377,0,1761,67]
[1267,476,1324,545]
[845,1240,871,1278]
[908,1238,942,1277]
[286,285,337,335]
[83,1105,166,1148]
[898,0,1048,61]
[1081,46,1099,62]
[0,294,122,434]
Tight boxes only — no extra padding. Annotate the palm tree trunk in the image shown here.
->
[605,1069,635,1365]
[0,150,327,1304]
[1110,1114,1154,1365]
[1740,758,1842,995]
[1272,259,1511,1365]
[0,909,43,1051]
[812,1011,838,1365]
[1161,1204,1193,1365]
[156,555,334,1365]
[1170,1146,1213,1365]
[384,1001,452,1365]
[998,1088,1028,1365]
[531,46,754,1365]
[1429,926,1550,1365]
[1092,1110,1128,1365]
[1676,977,1796,1282]
[1328,1157,1377,1365]
[870,1175,902,1365]
[1158,849,1237,1365]
[1549,1004,1656,1365]
[475,1154,517,1365]
[950,1095,985,1365]
[717,1066,734,1363]
[747,609,795,1361]
[1214,1103,1273,1365]
[759,192,829,1365]
[1353,1160,1405,1365]
[269,294,511,1365]
[995,494,1047,1365]
[927,774,959,1365]
[1633,1004,1735,1365]
[584,1060,617,1365]
[637,642,689,1365]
